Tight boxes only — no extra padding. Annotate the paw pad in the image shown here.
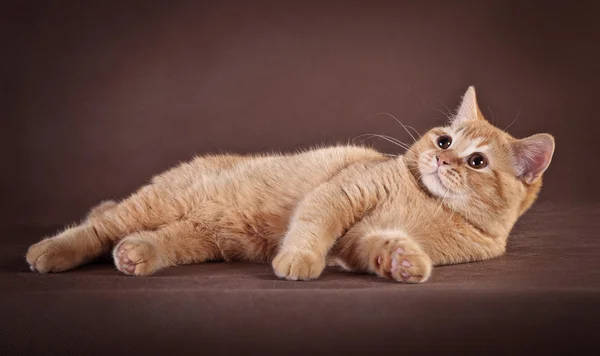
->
[113,239,160,276]
[375,239,432,284]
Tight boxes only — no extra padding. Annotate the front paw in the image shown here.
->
[272,250,326,281]
[26,224,102,273]
[26,237,80,273]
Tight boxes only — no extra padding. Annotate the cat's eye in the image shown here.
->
[467,153,488,169]
[437,135,452,149]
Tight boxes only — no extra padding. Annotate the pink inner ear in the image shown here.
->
[513,134,555,183]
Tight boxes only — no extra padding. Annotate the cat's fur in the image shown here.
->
[26,87,555,283]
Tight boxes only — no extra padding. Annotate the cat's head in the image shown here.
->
[406,87,555,218]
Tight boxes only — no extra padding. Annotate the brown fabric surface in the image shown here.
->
[1,204,599,355]
[2,1,599,355]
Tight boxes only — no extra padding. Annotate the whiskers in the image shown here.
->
[353,112,422,153]
[372,112,421,141]
[424,102,455,124]
[504,105,522,131]
[433,184,450,217]
[407,164,425,184]
[352,133,411,151]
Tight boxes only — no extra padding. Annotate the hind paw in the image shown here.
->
[374,238,432,283]
[113,237,161,276]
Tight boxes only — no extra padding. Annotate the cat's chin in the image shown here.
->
[421,173,455,199]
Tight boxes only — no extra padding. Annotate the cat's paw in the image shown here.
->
[113,237,162,276]
[26,226,95,273]
[272,250,325,281]
[26,237,78,273]
[374,238,432,283]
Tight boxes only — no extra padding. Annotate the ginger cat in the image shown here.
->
[26,87,555,283]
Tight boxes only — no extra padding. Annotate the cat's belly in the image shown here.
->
[184,146,387,262]
[207,201,295,262]
[186,174,304,262]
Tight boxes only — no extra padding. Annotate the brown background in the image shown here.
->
[2,0,599,228]
[1,2,600,355]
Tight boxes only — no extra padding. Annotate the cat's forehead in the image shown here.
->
[443,121,505,140]
[428,122,510,154]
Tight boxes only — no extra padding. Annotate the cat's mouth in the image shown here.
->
[433,172,451,190]
[415,154,457,198]
[420,170,459,199]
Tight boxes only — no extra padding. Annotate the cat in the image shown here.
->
[26,86,555,283]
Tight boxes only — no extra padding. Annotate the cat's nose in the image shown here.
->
[436,152,455,167]
[436,155,449,167]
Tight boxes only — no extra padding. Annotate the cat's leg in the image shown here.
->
[332,230,433,283]
[26,184,183,273]
[26,222,110,273]
[86,200,117,219]
[25,200,120,273]
[26,154,247,273]
[272,163,383,281]
[112,220,220,276]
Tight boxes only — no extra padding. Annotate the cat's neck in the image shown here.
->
[400,155,515,240]
[446,198,516,240]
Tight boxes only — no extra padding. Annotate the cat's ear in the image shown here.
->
[511,133,555,184]
[452,86,484,125]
